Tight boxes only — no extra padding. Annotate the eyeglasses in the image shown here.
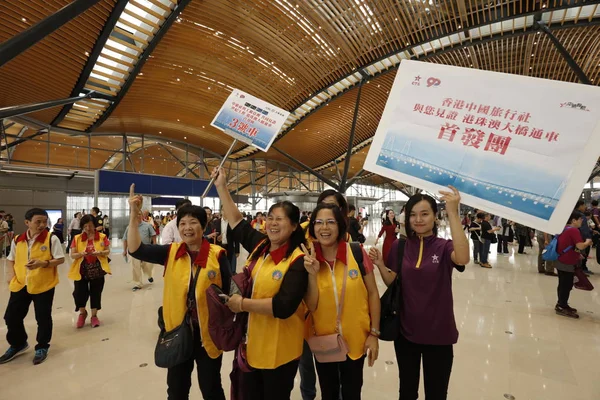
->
[314,219,337,227]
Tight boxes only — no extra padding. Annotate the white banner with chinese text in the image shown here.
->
[364,60,600,234]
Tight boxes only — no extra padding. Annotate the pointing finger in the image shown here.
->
[129,183,135,197]
[300,243,309,255]
[309,240,315,256]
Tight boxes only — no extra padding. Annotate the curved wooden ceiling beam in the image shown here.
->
[232,1,600,160]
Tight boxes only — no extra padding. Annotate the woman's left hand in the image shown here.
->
[364,334,379,367]
[226,294,244,313]
[439,185,461,212]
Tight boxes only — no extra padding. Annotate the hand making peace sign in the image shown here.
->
[300,242,320,275]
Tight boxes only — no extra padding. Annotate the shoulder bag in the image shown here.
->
[307,263,349,363]
[154,265,201,369]
[379,238,406,341]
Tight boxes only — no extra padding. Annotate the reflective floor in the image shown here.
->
[1,228,600,400]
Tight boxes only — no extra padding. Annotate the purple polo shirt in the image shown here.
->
[387,236,459,345]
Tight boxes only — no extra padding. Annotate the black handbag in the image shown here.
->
[379,238,405,342]
[154,266,201,369]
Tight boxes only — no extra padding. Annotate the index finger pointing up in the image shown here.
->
[129,183,135,197]
[300,243,309,256]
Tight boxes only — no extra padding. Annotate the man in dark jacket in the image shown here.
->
[576,200,593,274]
[347,205,364,243]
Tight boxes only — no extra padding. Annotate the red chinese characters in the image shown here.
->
[461,128,485,148]
[484,134,512,155]
[438,123,460,142]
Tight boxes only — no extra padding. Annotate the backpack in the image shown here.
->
[379,238,406,342]
[542,229,573,261]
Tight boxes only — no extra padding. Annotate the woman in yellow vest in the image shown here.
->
[212,167,308,400]
[299,189,351,400]
[68,214,111,328]
[126,184,229,400]
[302,203,380,400]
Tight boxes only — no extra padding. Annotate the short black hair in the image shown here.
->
[309,203,348,242]
[203,206,212,212]
[569,210,584,224]
[575,200,585,209]
[178,205,208,229]
[80,214,96,228]
[348,204,356,212]
[585,211,592,217]
[476,212,486,219]
[593,200,599,207]
[25,208,48,221]
[176,199,192,210]
[92,207,100,214]
[317,189,348,217]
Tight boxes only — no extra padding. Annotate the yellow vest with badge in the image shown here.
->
[68,232,111,280]
[311,242,370,360]
[10,231,58,294]
[163,241,224,359]
[247,245,306,369]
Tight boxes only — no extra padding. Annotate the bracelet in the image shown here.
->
[240,298,245,312]
[370,328,381,337]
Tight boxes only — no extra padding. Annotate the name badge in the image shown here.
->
[40,246,48,252]
[348,269,359,279]
[208,270,217,280]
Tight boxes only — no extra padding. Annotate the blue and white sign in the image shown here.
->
[364,60,600,234]
[211,89,290,152]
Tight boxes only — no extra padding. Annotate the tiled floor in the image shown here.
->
[1,228,600,400]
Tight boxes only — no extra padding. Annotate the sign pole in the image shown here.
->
[201,139,238,198]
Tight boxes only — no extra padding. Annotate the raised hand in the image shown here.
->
[300,242,320,275]
[211,167,227,189]
[439,185,461,213]
[128,184,143,216]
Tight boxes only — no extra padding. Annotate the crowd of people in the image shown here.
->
[1,186,598,399]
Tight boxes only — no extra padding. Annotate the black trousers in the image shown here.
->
[394,334,453,400]
[245,358,300,400]
[497,235,509,253]
[557,270,575,307]
[73,276,105,311]
[517,235,527,254]
[166,328,225,400]
[581,247,590,271]
[4,287,55,350]
[315,356,365,400]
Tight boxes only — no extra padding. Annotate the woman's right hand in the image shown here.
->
[211,167,227,189]
[369,247,384,267]
[300,242,320,275]
[128,184,143,215]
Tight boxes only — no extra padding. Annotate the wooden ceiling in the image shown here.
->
[2,0,600,189]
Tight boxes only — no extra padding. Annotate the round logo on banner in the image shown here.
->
[348,269,359,279]
[207,270,217,280]
[40,246,48,252]
[272,270,283,281]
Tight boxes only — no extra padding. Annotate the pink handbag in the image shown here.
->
[307,264,349,363]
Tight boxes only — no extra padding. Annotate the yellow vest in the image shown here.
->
[247,245,305,369]
[311,242,370,360]
[9,231,58,294]
[68,233,111,281]
[163,241,224,359]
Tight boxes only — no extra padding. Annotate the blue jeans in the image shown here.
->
[479,239,491,264]
[472,239,481,262]
[299,341,317,400]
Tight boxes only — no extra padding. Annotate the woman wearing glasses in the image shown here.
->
[302,203,380,399]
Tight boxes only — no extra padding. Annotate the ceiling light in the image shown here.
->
[21,17,27,22]
[177,119,180,122]
[177,78,180,81]
[85,51,89,56]
[159,131,162,134]
[139,72,143,76]
[202,126,205,128]
[184,136,187,139]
